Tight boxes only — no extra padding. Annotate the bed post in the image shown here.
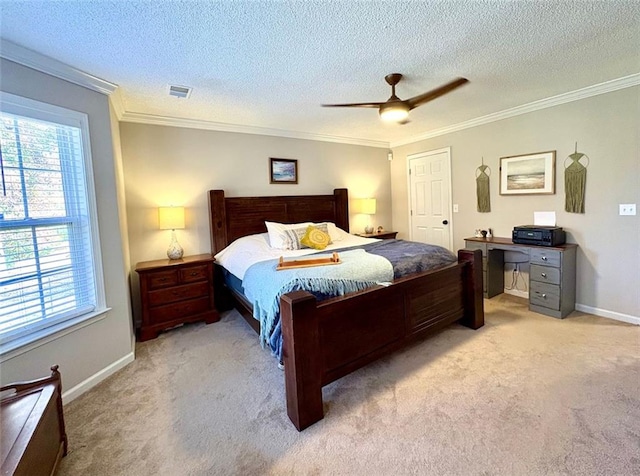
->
[333,188,349,232]
[280,291,323,431]
[458,249,484,329]
[208,190,228,254]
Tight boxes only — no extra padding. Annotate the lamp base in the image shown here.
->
[364,225,374,234]
[167,231,184,260]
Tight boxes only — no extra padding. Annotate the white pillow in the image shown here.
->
[265,221,312,249]
[323,222,344,242]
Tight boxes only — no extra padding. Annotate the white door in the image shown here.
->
[408,148,453,250]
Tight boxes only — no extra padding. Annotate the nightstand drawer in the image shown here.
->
[148,282,209,307]
[530,264,560,285]
[530,249,561,267]
[147,270,179,289]
[148,297,212,324]
[179,264,209,283]
[530,281,560,310]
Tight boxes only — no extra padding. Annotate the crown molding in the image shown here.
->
[391,73,640,148]
[0,39,118,96]
[109,89,125,120]
[120,111,390,148]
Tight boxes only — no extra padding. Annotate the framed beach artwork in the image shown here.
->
[270,158,298,184]
[500,151,556,195]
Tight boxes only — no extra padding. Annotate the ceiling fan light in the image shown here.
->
[379,104,409,122]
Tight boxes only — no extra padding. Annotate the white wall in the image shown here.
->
[0,59,135,396]
[119,122,391,321]
[391,87,640,320]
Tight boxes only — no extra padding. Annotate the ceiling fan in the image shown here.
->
[322,74,468,123]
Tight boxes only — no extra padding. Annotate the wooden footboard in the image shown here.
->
[208,189,484,431]
[280,248,483,430]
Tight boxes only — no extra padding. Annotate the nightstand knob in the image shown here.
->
[541,273,547,278]
[541,256,547,261]
[542,293,547,298]
[190,272,198,276]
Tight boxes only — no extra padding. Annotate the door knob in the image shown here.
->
[442,220,448,225]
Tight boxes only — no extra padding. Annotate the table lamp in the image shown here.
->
[357,198,376,234]
[158,206,185,259]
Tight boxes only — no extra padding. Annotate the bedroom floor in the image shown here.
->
[58,295,639,476]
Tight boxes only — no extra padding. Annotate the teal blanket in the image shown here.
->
[243,249,394,355]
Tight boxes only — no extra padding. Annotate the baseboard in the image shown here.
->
[575,304,640,326]
[62,351,135,404]
[503,289,529,299]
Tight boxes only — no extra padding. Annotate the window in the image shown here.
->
[0,92,105,352]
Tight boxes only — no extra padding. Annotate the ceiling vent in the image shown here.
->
[168,85,192,99]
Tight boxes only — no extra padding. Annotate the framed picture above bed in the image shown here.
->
[270,158,298,184]
[500,151,556,195]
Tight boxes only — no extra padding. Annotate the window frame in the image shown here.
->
[0,91,107,357]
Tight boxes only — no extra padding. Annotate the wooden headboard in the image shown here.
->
[208,189,349,253]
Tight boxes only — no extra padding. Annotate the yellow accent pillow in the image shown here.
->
[300,225,331,250]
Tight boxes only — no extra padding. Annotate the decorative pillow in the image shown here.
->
[265,221,312,249]
[300,225,331,250]
[282,223,332,250]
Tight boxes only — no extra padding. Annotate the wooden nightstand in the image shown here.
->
[356,231,398,240]
[135,254,219,341]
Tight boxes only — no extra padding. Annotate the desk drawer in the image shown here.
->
[530,264,560,285]
[530,281,560,310]
[530,249,561,267]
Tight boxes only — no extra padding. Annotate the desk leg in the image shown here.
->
[486,249,504,298]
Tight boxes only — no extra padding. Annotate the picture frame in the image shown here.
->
[500,151,556,195]
[270,158,298,184]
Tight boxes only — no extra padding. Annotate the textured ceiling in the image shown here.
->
[1,1,639,145]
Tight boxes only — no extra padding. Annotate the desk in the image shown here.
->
[465,237,577,318]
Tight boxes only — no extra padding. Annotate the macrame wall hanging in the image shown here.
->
[476,158,491,213]
[564,143,589,213]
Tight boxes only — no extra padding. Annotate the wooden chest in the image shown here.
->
[1,366,67,476]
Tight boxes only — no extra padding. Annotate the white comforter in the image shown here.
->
[214,230,379,280]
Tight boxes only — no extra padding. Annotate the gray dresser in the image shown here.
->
[464,237,577,318]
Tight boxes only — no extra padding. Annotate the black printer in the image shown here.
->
[512,225,566,246]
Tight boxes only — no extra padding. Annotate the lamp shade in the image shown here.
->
[158,206,185,230]
[358,198,376,215]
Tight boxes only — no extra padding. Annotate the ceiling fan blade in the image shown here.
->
[406,77,469,109]
[321,102,384,108]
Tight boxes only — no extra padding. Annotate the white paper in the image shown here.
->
[534,211,556,226]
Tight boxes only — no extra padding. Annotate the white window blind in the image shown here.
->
[0,93,103,349]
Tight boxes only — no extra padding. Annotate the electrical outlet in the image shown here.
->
[619,204,636,216]
[453,204,459,213]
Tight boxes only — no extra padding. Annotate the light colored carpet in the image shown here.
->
[58,295,639,476]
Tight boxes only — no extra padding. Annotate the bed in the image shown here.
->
[208,188,483,431]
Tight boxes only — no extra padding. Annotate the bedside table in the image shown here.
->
[135,254,219,341]
[356,231,398,240]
